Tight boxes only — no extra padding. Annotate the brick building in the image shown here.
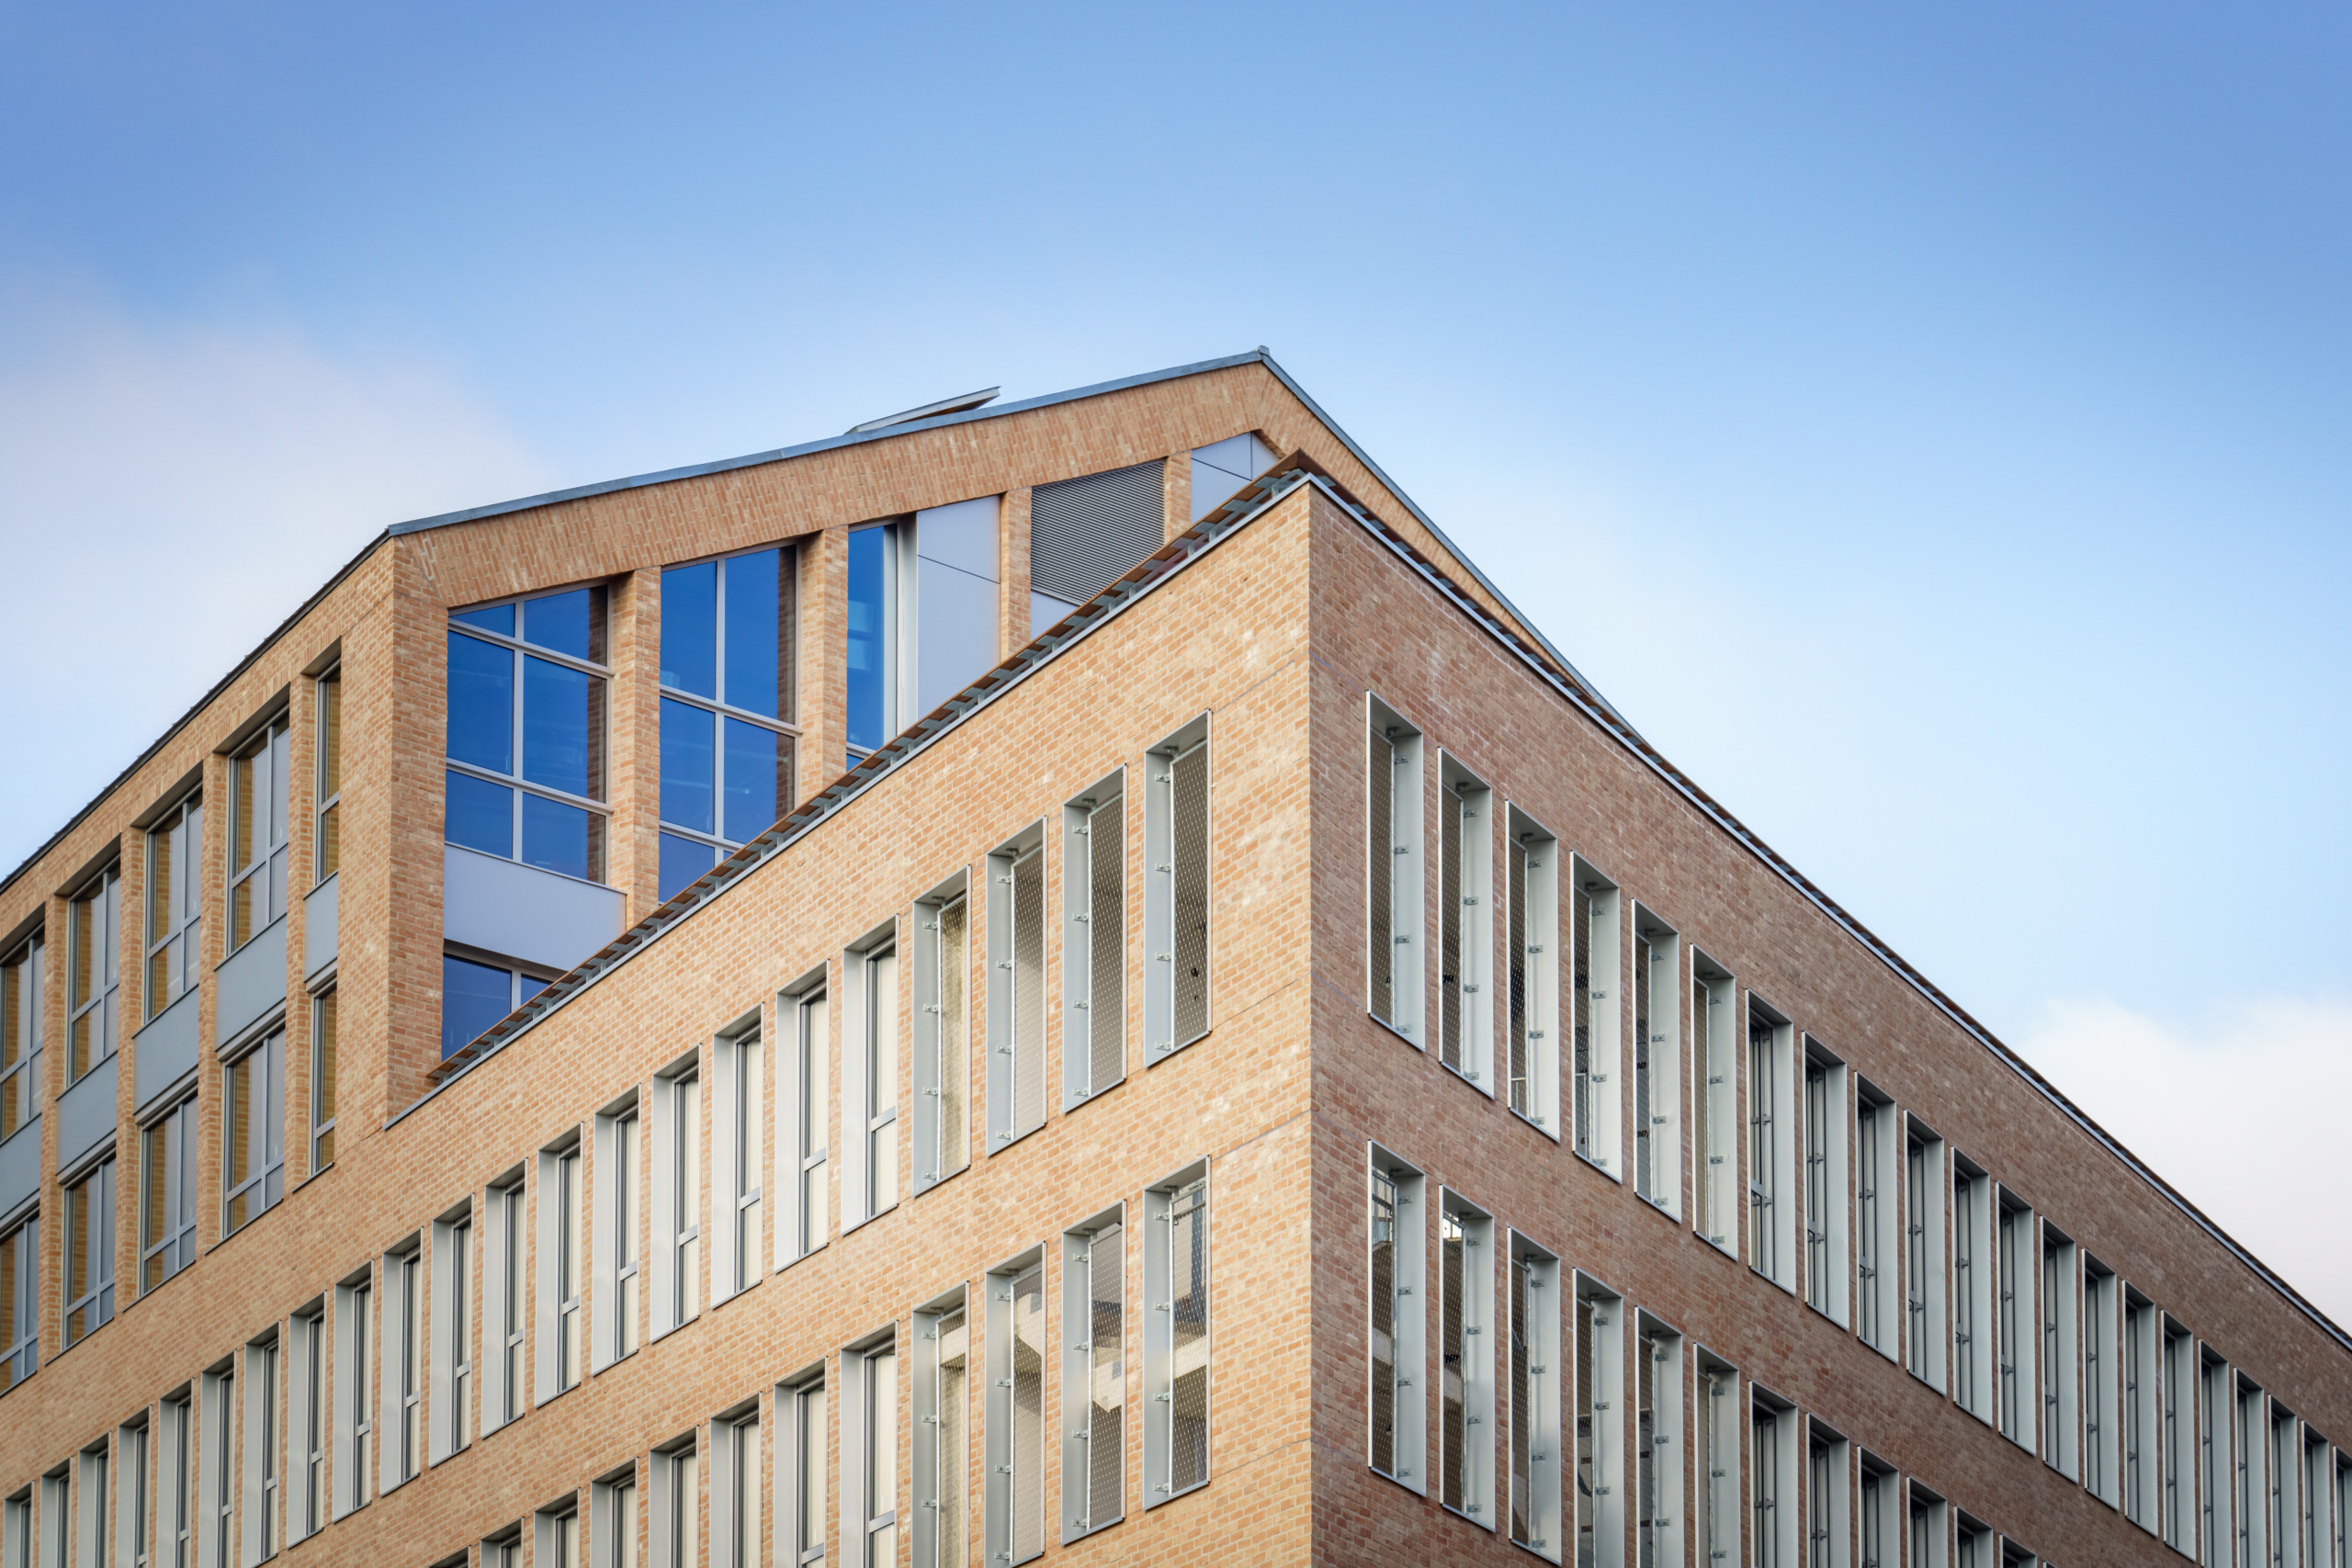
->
[0,349,2345,1568]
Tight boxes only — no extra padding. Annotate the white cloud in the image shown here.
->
[2019,994,2352,1329]
[0,287,553,872]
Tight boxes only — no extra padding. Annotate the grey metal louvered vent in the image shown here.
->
[1030,461,1165,605]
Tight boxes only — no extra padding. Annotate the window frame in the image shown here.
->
[1,1210,39,1391]
[912,1288,972,1568]
[1749,1383,1802,1568]
[984,824,1047,1154]
[444,590,614,884]
[1439,1188,1497,1526]
[143,787,203,1024]
[842,932,899,1230]
[1630,905,1681,1215]
[984,1244,1047,1566]
[331,1265,375,1517]
[1366,696,1427,1046]
[0,933,44,1145]
[61,1152,116,1348]
[140,1092,198,1293]
[710,1017,764,1300]
[910,877,970,1193]
[1142,714,1212,1066]
[650,1060,702,1337]
[594,1091,642,1372]
[430,1203,474,1465]
[220,1026,287,1238]
[1060,771,1127,1110]
[1801,1035,1850,1326]
[289,1305,325,1542]
[1854,1078,1899,1360]
[1367,1145,1428,1495]
[1746,994,1796,1292]
[843,1331,899,1568]
[225,713,291,956]
[1568,856,1623,1182]
[384,1238,423,1492]
[313,664,342,887]
[1951,1153,1995,1422]
[309,986,337,1174]
[1634,1313,1685,1568]
[1509,1231,1564,1560]
[1573,1272,1626,1566]
[1143,1157,1211,1509]
[241,1327,281,1564]
[1434,752,1495,1095]
[1504,807,1561,1139]
[1694,1350,1741,1568]
[66,863,121,1082]
[1690,951,1736,1255]
[707,1404,762,1568]
[1905,1119,1949,1392]
[778,979,829,1267]
[1806,1416,1852,1568]
[1059,1205,1125,1542]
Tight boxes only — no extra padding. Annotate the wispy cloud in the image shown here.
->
[0,284,552,872]
[2019,995,2352,1329]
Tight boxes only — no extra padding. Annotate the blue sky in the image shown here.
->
[4,3,2347,1317]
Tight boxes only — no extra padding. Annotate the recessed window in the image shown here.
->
[1509,1232,1563,1559]
[847,499,1001,755]
[592,1465,639,1568]
[1905,1120,1948,1391]
[433,1208,472,1462]
[777,1376,827,1568]
[984,1247,1046,1565]
[0,1212,37,1389]
[1365,698,1425,1043]
[1436,754,1493,1094]
[1801,1038,1849,1324]
[712,1019,763,1297]
[1569,857,1622,1179]
[1750,1385,1800,1568]
[311,987,338,1170]
[657,546,797,901]
[1438,1190,1495,1523]
[1061,773,1126,1108]
[783,985,829,1262]
[1631,907,1680,1213]
[1806,1419,1850,1568]
[650,1438,699,1568]
[709,1410,760,1568]
[67,864,121,1081]
[439,952,551,1060]
[1747,997,1795,1291]
[910,882,969,1191]
[538,1134,584,1399]
[1859,1451,1900,1568]
[2043,1226,2082,1480]
[243,1330,282,1561]
[1144,1161,1211,1506]
[62,1155,117,1346]
[221,1028,286,1235]
[1367,1145,1427,1493]
[1690,953,1735,1253]
[389,1241,424,1486]
[652,1065,702,1335]
[2163,1320,2195,1554]
[594,1096,641,1370]
[1506,808,1560,1137]
[912,1292,970,1567]
[446,587,610,882]
[1908,1481,1949,1568]
[227,715,291,953]
[117,1416,149,1566]
[1854,1079,1898,1359]
[144,789,202,1021]
[2116,1280,2154,1522]
[846,1336,899,1567]
[334,1267,376,1514]
[1142,716,1211,1065]
[1187,433,1279,524]
[1996,1187,2035,1449]
[291,1309,326,1540]
[1951,1154,1994,1421]
[315,665,342,886]
[139,1094,198,1291]
[484,1177,526,1434]
[845,937,898,1226]
[1060,1207,1124,1541]
[0,934,44,1142]
[986,826,1047,1152]
[203,1366,237,1566]
[1574,1274,1625,1562]
[1634,1314,1683,1568]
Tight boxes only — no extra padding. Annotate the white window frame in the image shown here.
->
[1854,1079,1899,1361]
[534,1499,582,1568]
[1368,1145,1428,1494]
[984,824,1047,1153]
[330,1268,373,1518]
[1806,1417,1853,1568]
[707,1404,761,1568]
[2239,1376,2270,1568]
[1366,695,1426,1045]
[1909,1481,1951,1568]
[649,1437,699,1568]
[1691,952,1736,1255]
[593,1091,642,1371]
[1801,1035,1849,1326]
[1746,995,1796,1292]
[1510,1231,1564,1561]
[985,1245,1047,1567]
[710,1016,763,1300]
[843,1331,899,1568]
[1434,1190,1497,1529]
[200,1365,234,1568]
[778,976,829,1267]
[1060,771,1127,1109]
[2117,1282,2155,1526]
[1060,1206,1125,1542]
[911,1289,970,1568]
[483,1173,526,1433]
[1634,1314,1684,1568]
[1503,807,1559,1138]
[1144,1157,1211,1507]
[650,1057,702,1337]
[240,1330,280,1567]
[775,1372,828,1568]
[287,1308,323,1544]
[382,1240,422,1494]
[117,1416,151,1568]
[430,1204,473,1464]
[1695,1349,1741,1568]
[160,1393,194,1568]
[2165,1318,2197,1555]
[1435,753,1494,1094]
[2202,1348,2234,1567]
[1141,713,1212,1065]
[308,985,336,1175]
[1630,906,1680,1215]
[910,876,970,1192]
[1568,856,1623,1180]
[842,931,899,1229]
[1574,1273,1626,1566]
[536,1132,585,1403]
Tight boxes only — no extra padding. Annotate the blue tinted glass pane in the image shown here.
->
[520,657,599,797]
[723,550,781,717]
[660,697,715,834]
[519,793,599,881]
[441,954,513,1058]
[451,604,514,637]
[521,589,595,661]
[845,527,887,751]
[659,833,716,903]
[518,975,549,1005]
[444,771,513,858]
[447,633,514,773]
[662,561,717,697]
[721,718,780,844]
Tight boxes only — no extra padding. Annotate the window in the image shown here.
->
[1905,1122,1947,1390]
[387,1244,423,1488]
[1747,998,1795,1291]
[221,1030,285,1235]
[985,826,1046,1151]
[1854,1080,1898,1359]
[652,1063,701,1335]
[1366,699,1425,1043]
[62,1155,115,1346]
[243,1333,281,1563]
[2165,1319,2193,1553]
[40,1472,68,1568]
[485,1178,526,1432]
[204,1365,236,1567]
[2201,1349,2232,1567]
[592,1467,640,1568]
[2118,1284,2154,1523]
[848,498,1001,756]
[912,1291,970,1567]
[847,1338,898,1567]
[145,791,202,1021]
[0,934,43,1142]
[1436,755,1494,1092]
[1061,774,1126,1108]
[1954,1513,1995,1568]
[594,1098,642,1370]
[2302,1430,2329,1568]
[778,1378,827,1568]
[1859,1452,1900,1568]
[1437,1190,1496,1523]
[333,1269,374,1517]
[1801,1038,1849,1325]
[2268,1404,2297,1568]
[1060,1209,1124,1540]
[1909,1484,1948,1568]
[1570,858,1622,1178]
[1751,1387,1799,1568]
[1632,908,1679,1213]
[1635,1316,1683,1568]
[1576,1275,1625,1565]
[438,953,550,1060]
[1186,432,1280,521]
[709,1412,760,1568]
[1507,810,1560,1136]
[119,1418,149,1568]
[846,939,898,1226]
[651,1441,698,1568]
[1696,1363,1738,1568]
[536,1136,583,1399]
[483,1528,524,1568]
[74,1442,107,1568]
[1146,1161,1211,1506]
[3,1489,28,1568]
[910,883,969,1191]
[712,1021,763,1299]
[1691,953,1735,1252]
[227,716,290,954]
[783,985,828,1263]
[314,667,341,886]
[161,1391,192,1566]
[657,546,797,900]
[1,1213,35,1390]
[2238,1379,2268,1568]
[431,1208,472,1462]
[1952,1155,1993,1420]
[985,1248,1046,1566]
[446,588,610,881]
[2045,1231,2084,1482]
[1510,1234,1563,1560]
[1806,1421,1849,1568]
[1368,1146,1427,1492]
[1996,1189,2033,1449]
[1031,460,1160,628]
[537,1505,582,1568]
[1143,716,1212,1064]
[140,1095,198,1291]
[290,1310,325,1540]
[308,989,336,1172]
[67,865,121,1080]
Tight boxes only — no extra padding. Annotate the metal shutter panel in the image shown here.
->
[1029,462,1166,606]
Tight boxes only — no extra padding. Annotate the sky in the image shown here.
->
[3,3,2347,1324]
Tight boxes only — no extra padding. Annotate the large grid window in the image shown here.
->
[1692,954,1734,1252]
[985,1250,1046,1566]
[1569,860,1622,1178]
[140,1094,198,1291]
[1438,1191,1495,1523]
[1,1213,37,1389]
[0,934,42,1142]
[1060,1209,1125,1541]
[67,865,121,1081]
[1905,1122,1948,1390]
[1632,908,1679,1213]
[1368,1147,1427,1492]
[1366,700,1425,1043]
[657,547,797,900]
[222,1029,286,1235]
[62,1155,115,1346]
[315,665,342,885]
[1436,758,1493,1092]
[913,1293,970,1568]
[1801,1038,1849,1325]
[227,715,291,953]
[439,953,551,1060]
[911,886,968,1190]
[1507,811,1560,1136]
[145,790,203,1021]
[784,987,829,1262]
[1145,1163,1211,1506]
[1854,1081,1898,1359]
[1575,1276,1625,1566]
[447,588,610,883]
[1143,718,1212,1064]
[987,829,1046,1151]
[1747,999,1796,1291]
[1061,774,1126,1108]
[1510,1234,1563,1560]
[311,987,338,1171]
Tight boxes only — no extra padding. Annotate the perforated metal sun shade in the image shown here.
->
[1029,462,1166,606]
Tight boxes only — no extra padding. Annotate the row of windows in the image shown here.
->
[1361,1142,2352,1568]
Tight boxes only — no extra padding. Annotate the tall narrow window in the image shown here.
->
[222,1029,286,1235]
[1575,1277,1625,1566]
[446,589,611,882]
[596,1101,641,1369]
[1854,1081,1898,1359]
[2202,1350,2233,1567]
[710,1414,760,1568]
[1133,1168,1204,1512]
[244,1334,281,1562]
[1906,1123,1948,1389]
[1143,716,1211,1064]
[62,1155,116,1346]
[0,934,44,1144]
[334,1270,375,1515]
[912,887,968,1190]
[1061,774,1126,1107]
[541,1507,582,1568]
[2117,1285,2152,1522]
[1,1213,37,1389]
[119,1418,150,1568]
[1510,1235,1563,1561]
[1631,909,1680,1213]
[782,1380,826,1568]
[653,1067,701,1334]
[1368,1148,1428,1492]
[141,1094,198,1291]
[492,1179,526,1430]
[2236,1379,2266,1568]
[392,1246,423,1486]
[75,1443,108,1568]
[1996,1190,2033,1448]
[1692,954,1734,1252]
[1437,1191,1495,1522]
[145,791,202,1021]
[2044,1230,2083,1481]
[654,1442,699,1568]
[540,1141,583,1397]
[594,1467,640,1568]
[162,1393,193,1568]
[786,987,829,1262]
[713,1021,763,1296]
[848,500,1001,757]
[1801,1038,1849,1325]
[314,667,342,886]
[228,715,291,953]
[1366,700,1425,1042]
[1569,861,1622,1177]
[1507,813,1560,1135]
[913,1295,970,1568]
[1860,1454,1900,1568]
[1807,1422,1849,1568]
[1436,758,1493,1091]
[68,864,121,1080]
[2268,1404,2295,1568]
[859,1344,898,1567]
[1061,1211,1125,1540]
[1747,999,1794,1290]
[987,829,1047,1151]
[310,989,337,1172]
[440,1213,472,1458]
[207,1366,236,1566]
[985,1252,1046,1566]
[1752,1390,1798,1568]
[294,1311,325,1540]
[1635,1318,1683,1568]
[2163,1321,2192,1553]
[1953,1156,1993,1420]
[849,942,898,1224]
[656,547,797,900]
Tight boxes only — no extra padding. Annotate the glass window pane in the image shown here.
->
[451,604,514,637]
[518,975,549,1006]
[447,633,514,774]
[722,550,781,717]
[661,698,716,835]
[845,527,888,753]
[720,719,779,845]
[445,773,514,859]
[662,562,718,698]
[520,795,602,883]
[521,589,599,662]
[659,835,715,903]
[440,956,513,1059]
[521,658,601,798]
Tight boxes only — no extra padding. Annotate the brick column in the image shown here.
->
[1164,448,1193,542]
[607,567,661,923]
[796,527,846,799]
[999,486,1033,656]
